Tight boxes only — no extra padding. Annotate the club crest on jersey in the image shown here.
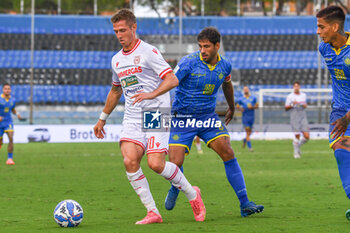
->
[116,62,119,68]
[134,56,140,65]
[219,73,224,79]
[344,57,350,67]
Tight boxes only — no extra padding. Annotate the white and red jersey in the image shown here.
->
[285,92,307,108]
[285,91,308,125]
[111,39,173,123]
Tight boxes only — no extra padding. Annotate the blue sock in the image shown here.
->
[8,152,13,159]
[247,141,252,149]
[171,166,183,190]
[224,158,249,205]
[243,139,246,143]
[334,149,350,199]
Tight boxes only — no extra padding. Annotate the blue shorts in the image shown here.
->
[329,109,350,147]
[0,123,14,138]
[169,112,229,155]
[242,117,254,129]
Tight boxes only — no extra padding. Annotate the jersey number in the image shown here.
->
[203,84,215,95]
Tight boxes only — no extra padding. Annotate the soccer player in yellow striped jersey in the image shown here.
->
[317,5,350,219]
[0,83,22,165]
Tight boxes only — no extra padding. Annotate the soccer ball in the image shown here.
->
[53,200,84,227]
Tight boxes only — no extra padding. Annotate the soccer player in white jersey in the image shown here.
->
[93,9,205,224]
[285,81,310,158]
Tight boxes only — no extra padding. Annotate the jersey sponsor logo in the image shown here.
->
[203,84,215,95]
[121,75,139,88]
[152,48,158,55]
[324,57,332,61]
[191,73,206,77]
[334,68,347,80]
[134,56,140,65]
[118,66,142,78]
[125,85,144,96]
[4,107,9,112]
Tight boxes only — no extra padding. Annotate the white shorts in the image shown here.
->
[120,122,169,154]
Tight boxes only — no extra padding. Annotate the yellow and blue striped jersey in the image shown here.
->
[0,94,16,127]
[172,51,232,115]
[319,34,350,111]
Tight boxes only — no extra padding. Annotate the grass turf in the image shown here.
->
[0,140,348,232]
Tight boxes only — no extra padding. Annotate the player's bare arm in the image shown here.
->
[94,85,123,139]
[222,80,235,125]
[131,72,178,105]
[11,108,21,119]
[330,110,350,139]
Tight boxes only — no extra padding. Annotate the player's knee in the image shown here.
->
[221,147,235,160]
[123,157,139,171]
[147,159,164,174]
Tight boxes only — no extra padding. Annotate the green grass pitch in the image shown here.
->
[0,140,349,232]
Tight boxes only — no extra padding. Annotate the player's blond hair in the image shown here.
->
[111,8,136,27]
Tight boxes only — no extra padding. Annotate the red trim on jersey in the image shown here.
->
[159,67,172,79]
[122,39,141,55]
[112,81,121,86]
[224,74,231,83]
[120,138,146,150]
[147,148,168,155]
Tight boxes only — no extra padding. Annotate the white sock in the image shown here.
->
[293,138,300,155]
[196,142,202,151]
[299,138,308,146]
[160,162,197,201]
[126,168,159,214]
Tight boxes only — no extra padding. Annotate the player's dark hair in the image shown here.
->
[3,83,10,88]
[111,8,136,27]
[293,81,300,85]
[316,6,345,28]
[197,27,221,45]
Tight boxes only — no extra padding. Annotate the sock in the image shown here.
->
[293,138,300,155]
[247,141,252,149]
[196,142,202,151]
[243,139,247,143]
[8,152,13,159]
[161,162,196,201]
[334,149,350,199]
[299,138,308,146]
[126,168,159,214]
[170,166,183,191]
[224,158,249,205]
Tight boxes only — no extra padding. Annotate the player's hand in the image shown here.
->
[330,115,350,139]
[131,92,156,105]
[0,116,3,122]
[17,113,21,120]
[94,119,106,139]
[225,108,234,125]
